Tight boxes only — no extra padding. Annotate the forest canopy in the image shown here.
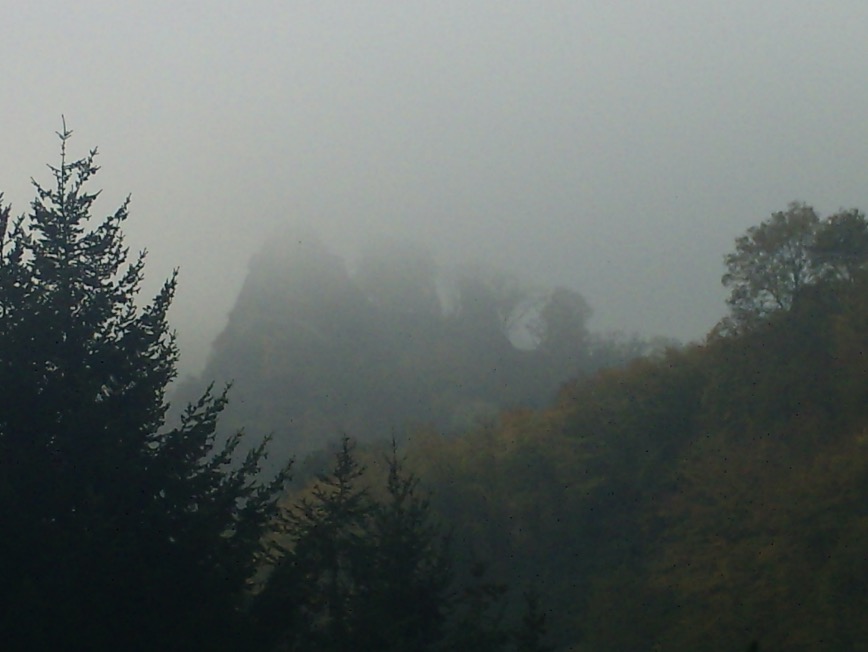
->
[2,127,867,651]
[0,129,551,651]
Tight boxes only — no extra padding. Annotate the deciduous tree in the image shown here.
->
[721,203,868,332]
[722,202,820,328]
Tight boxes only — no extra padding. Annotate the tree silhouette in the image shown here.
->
[0,124,289,651]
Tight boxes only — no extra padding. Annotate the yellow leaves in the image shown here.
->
[649,423,868,650]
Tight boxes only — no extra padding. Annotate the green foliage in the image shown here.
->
[31,128,868,652]
[721,202,868,331]
[403,346,703,649]
[400,210,868,650]
[253,436,542,652]
[12,126,866,652]
[0,127,288,650]
[811,208,868,282]
[261,437,372,651]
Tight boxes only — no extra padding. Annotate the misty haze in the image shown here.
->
[5,3,867,377]
[2,2,868,650]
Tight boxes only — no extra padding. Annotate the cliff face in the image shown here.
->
[179,232,630,462]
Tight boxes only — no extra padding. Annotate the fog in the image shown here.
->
[4,1,868,375]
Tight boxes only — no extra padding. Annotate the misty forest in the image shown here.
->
[2,127,868,652]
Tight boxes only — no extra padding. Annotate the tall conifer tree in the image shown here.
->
[0,125,288,651]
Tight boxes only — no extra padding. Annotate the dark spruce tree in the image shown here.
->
[0,126,288,651]
[354,440,454,651]
[261,437,375,652]
[253,436,551,652]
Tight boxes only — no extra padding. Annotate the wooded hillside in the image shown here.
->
[399,204,868,650]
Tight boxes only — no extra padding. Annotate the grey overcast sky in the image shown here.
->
[3,1,868,374]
